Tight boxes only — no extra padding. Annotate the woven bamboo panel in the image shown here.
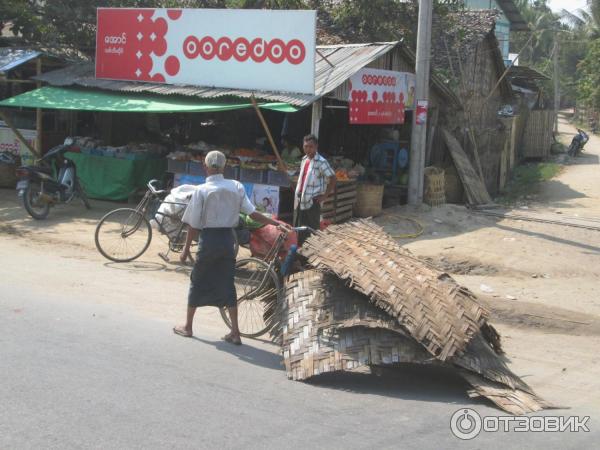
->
[279,271,434,381]
[462,372,556,415]
[521,110,555,159]
[299,219,489,361]
[279,270,552,414]
[442,129,492,206]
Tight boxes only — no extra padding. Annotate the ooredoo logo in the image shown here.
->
[362,74,397,86]
[183,36,306,65]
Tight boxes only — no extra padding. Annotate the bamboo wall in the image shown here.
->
[520,110,555,159]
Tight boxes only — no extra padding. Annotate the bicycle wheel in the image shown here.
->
[95,208,152,262]
[220,257,281,338]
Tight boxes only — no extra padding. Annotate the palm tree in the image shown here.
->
[561,0,600,38]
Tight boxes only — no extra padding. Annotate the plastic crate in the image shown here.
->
[224,166,239,180]
[188,161,207,176]
[239,168,265,184]
[167,159,189,174]
[266,170,291,187]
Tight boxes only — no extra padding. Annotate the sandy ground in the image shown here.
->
[1,113,599,415]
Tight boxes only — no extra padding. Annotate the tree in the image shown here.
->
[0,1,229,56]
[577,38,600,109]
[561,0,600,39]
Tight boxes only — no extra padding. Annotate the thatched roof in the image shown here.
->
[432,10,501,75]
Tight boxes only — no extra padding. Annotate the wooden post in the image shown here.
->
[311,98,322,137]
[36,57,43,155]
[425,107,439,166]
[250,95,287,172]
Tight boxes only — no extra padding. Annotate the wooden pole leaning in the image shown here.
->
[250,94,288,173]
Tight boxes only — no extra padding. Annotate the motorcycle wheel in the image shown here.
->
[23,183,50,220]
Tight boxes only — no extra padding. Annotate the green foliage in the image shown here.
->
[0,0,229,56]
[577,38,600,109]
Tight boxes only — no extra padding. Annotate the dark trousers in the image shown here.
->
[294,202,320,245]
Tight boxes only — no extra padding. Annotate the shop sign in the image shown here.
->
[348,69,414,125]
[0,124,37,165]
[96,8,316,94]
[415,100,428,125]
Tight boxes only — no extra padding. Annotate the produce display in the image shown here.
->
[329,156,365,181]
[67,136,167,160]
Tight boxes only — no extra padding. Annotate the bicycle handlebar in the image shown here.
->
[147,179,167,196]
[292,226,316,233]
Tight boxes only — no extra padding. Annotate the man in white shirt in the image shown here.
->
[173,151,289,345]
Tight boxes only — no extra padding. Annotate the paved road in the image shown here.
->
[1,242,597,449]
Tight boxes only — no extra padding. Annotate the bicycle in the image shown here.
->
[220,226,314,338]
[94,179,239,263]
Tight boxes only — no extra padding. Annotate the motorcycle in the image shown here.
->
[15,143,90,219]
[567,128,589,157]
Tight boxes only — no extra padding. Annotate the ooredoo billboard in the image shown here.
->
[96,8,316,94]
[348,68,414,125]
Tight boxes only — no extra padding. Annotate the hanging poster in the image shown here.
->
[415,100,428,125]
[0,123,37,165]
[348,68,413,124]
[173,174,280,215]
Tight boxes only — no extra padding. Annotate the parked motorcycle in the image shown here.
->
[16,143,90,219]
[567,128,589,157]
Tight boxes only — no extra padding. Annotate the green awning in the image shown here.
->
[0,86,298,113]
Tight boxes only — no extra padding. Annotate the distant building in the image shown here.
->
[463,0,529,63]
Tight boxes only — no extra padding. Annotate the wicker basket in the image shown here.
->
[354,183,384,217]
[424,166,446,207]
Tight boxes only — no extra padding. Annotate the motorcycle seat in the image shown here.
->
[23,165,53,175]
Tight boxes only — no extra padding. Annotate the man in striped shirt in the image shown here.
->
[294,134,336,243]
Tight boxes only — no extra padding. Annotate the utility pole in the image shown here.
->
[408,0,433,205]
[553,36,560,134]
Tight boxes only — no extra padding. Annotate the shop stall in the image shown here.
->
[2,33,459,220]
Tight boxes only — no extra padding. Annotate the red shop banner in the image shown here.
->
[348,68,411,125]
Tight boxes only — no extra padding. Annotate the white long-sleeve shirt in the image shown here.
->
[182,174,256,229]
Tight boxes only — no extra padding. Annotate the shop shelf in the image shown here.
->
[240,168,265,184]
[224,166,239,180]
[188,161,207,176]
[167,159,189,174]
[266,170,291,187]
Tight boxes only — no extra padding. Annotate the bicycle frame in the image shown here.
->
[236,226,313,302]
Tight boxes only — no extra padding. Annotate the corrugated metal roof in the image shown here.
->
[34,42,399,107]
[508,65,550,81]
[0,48,41,73]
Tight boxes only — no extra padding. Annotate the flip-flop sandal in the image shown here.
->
[223,334,242,345]
[173,327,192,338]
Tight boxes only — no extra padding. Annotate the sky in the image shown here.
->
[547,0,588,14]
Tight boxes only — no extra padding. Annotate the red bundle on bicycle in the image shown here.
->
[249,221,297,260]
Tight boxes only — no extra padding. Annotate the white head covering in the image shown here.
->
[205,150,226,170]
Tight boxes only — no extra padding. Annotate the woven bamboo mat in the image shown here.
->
[279,270,552,414]
[299,219,490,360]
[279,270,432,381]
